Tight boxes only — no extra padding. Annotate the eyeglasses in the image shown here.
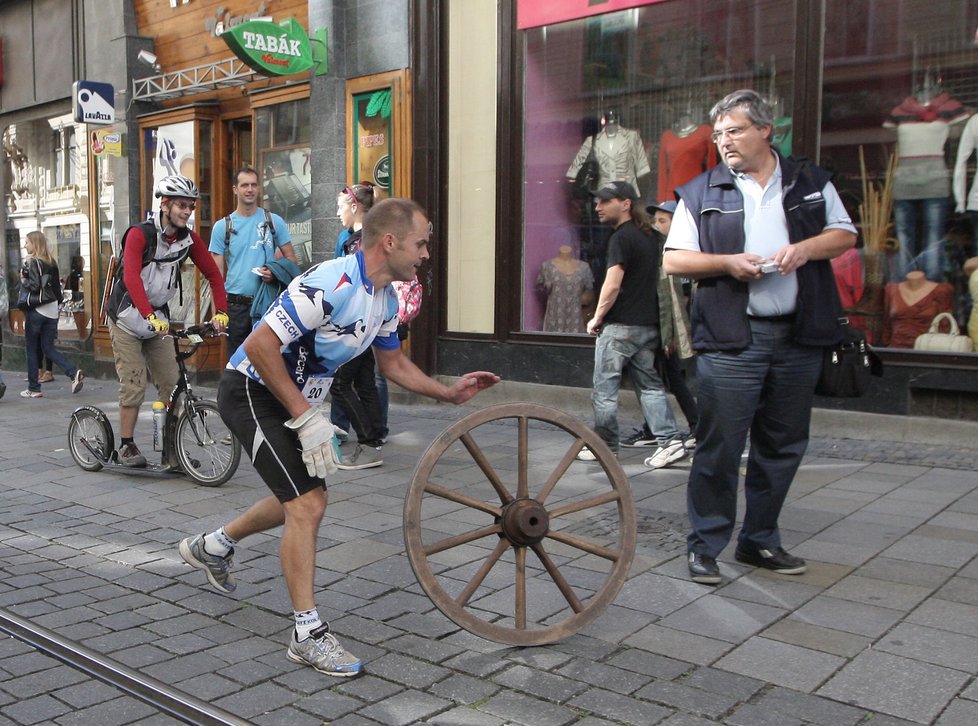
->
[711,125,752,143]
[171,200,196,211]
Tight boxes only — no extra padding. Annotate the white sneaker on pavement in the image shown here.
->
[645,439,688,469]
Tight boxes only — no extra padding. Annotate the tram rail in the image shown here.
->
[0,607,252,726]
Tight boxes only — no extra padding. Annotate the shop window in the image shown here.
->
[521,1,797,335]
[139,116,216,327]
[3,118,92,340]
[822,0,978,354]
[255,100,313,267]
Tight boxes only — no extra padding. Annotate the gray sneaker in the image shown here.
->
[117,442,147,468]
[178,534,236,593]
[287,623,363,677]
[336,444,383,470]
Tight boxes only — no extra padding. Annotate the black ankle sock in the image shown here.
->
[121,437,134,445]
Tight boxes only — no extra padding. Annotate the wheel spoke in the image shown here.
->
[531,543,583,613]
[455,537,510,607]
[460,432,514,504]
[517,417,528,499]
[536,437,587,504]
[423,482,503,517]
[547,490,621,519]
[545,529,622,561]
[422,524,502,556]
[515,547,527,629]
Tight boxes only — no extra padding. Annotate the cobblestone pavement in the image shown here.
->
[0,373,976,725]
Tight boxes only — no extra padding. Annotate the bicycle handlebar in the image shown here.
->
[166,323,226,340]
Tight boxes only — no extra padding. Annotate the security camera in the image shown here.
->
[137,50,161,72]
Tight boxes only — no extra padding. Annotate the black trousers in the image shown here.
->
[329,348,385,446]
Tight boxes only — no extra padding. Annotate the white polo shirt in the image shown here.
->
[665,155,856,317]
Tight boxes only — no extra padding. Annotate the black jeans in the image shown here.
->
[329,348,385,447]
[226,299,255,360]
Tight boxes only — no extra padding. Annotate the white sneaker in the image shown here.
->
[576,447,598,462]
[645,440,688,469]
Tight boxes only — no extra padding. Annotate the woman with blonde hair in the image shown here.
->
[19,231,84,397]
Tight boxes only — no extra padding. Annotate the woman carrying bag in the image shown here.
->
[18,231,84,398]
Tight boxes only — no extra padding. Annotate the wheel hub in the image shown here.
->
[499,498,550,546]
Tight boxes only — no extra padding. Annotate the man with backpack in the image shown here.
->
[105,174,228,467]
[209,165,297,357]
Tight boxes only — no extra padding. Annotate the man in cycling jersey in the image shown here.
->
[106,174,228,467]
[179,198,499,678]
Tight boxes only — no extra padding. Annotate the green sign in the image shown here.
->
[222,17,327,76]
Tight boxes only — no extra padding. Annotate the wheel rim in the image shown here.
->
[175,402,239,485]
[403,403,636,645]
[68,409,112,471]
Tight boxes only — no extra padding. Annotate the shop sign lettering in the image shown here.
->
[222,17,315,76]
[205,2,269,37]
[360,133,386,148]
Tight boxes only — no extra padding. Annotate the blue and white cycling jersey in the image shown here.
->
[228,251,399,404]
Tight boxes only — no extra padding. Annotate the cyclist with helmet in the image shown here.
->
[105,174,229,467]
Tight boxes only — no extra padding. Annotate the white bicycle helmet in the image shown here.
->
[155,174,200,200]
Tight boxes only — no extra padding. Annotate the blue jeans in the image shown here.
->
[592,323,681,451]
[686,319,822,557]
[25,309,78,392]
[891,198,947,281]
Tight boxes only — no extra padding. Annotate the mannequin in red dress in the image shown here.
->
[882,270,953,348]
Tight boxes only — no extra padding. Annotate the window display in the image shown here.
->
[255,100,312,267]
[520,0,978,356]
[3,117,93,340]
[521,0,796,334]
[822,0,978,352]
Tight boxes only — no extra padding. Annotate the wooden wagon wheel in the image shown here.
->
[403,403,636,646]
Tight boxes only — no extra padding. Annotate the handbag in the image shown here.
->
[572,135,600,199]
[815,319,881,397]
[913,312,974,353]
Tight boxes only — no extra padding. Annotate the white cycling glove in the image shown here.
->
[284,408,342,479]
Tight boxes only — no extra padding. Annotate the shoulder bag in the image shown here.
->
[815,318,882,397]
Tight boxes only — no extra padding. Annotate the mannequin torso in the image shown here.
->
[552,245,579,276]
[897,270,938,307]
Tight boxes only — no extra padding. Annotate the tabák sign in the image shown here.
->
[222,17,327,76]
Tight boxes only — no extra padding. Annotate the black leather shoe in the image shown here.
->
[734,545,806,575]
[687,552,721,584]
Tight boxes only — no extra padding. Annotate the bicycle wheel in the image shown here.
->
[67,406,115,472]
[173,399,240,487]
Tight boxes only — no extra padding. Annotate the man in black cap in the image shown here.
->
[577,181,686,464]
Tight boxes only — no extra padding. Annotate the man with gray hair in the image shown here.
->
[663,89,856,584]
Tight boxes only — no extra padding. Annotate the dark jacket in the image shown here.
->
[676,151,844,351]
[20,257,62,309]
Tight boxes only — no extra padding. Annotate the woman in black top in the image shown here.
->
[19,231,84,397]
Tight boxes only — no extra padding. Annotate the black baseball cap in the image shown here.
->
[647,200,678,215]
[594,181,638,201]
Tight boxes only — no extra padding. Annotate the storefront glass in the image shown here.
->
[821,0,978,353]
[521,0,797,335]
[141,119,216,325]
[255,100,313,267]
[2,116,93,340]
